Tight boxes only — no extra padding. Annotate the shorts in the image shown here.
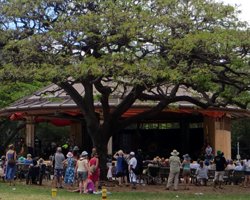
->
[214,171,225,182]
[77,171,88,181]
[54,169,64,177]
[182,169,191,176]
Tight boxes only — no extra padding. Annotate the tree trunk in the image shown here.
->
[96,140,109,181]
[90,127,110,181]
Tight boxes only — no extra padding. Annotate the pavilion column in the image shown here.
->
[107,137,113,155]
[25,116,35,151]
[70,122,83,148]
[204,116,231,159]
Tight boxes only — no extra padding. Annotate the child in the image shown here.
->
[86,178,95,194]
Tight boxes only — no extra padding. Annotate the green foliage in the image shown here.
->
[232,119,250,158]
[35,122,70,146]
[1,182,250,200]
[0,81,47,108]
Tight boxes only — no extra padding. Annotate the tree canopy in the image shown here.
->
[0,81,47,108]
[1,0,249,109]
[0,0,250,173]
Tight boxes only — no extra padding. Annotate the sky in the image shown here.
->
[221,0,250,23]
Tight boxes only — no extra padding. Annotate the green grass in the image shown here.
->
[0,182,250,200]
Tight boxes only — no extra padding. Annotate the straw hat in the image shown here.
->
[170,149,179,156]
[67,152,73,158]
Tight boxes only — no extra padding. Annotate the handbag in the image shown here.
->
[8,159,16,166]
[90,165,96,173]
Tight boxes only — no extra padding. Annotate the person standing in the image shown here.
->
[213,150,227,189]
[76,151,89,194]
[243,155,250,188]
[72,146,80,160]
[63,151,76,187]
[5,144,17,186]
[88,152,100,192]
[135,149,144,185]
[165,149,181,191]
[128,151,137,189]
[53,147,65,188]
[113,150,128,186]
[182,154,191,190]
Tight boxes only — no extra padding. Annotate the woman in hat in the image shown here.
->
[75,151,89,194]
[63,151,77,187]
[182,154,191,190]
[166,149,181,191]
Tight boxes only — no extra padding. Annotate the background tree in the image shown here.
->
[0,0,250,177]
[0,81,46,108]
[232,119,250,158]
[0,81,47,152]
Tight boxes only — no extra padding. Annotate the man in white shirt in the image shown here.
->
[166,149,181,191]
[128,152,137,189]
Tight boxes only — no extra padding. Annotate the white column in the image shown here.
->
[25,116,35,149]
[107,137,113,155]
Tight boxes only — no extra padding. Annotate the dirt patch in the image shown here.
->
[100,181,250,194]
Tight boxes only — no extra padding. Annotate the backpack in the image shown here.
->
[132,163,140,175]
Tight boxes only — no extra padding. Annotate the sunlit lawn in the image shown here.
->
[1,181,250,200]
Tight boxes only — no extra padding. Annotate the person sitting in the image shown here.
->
[86,178,95,194]
[190,160,200,170]
[24,154,33,165]
[207,161,216,170]
[205,144,213,156]
[204,144,214,164]
[235,161,243,171]
[225,160,235,170]
[196,161,208,186]
[232,161,244,185]
[26,157,39,185]
[38,158,46,185]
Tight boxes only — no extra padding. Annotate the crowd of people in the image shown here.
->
[107,145,250,191]
[1,143,250,193]
[50,146,100,194]
[0,144,100,194]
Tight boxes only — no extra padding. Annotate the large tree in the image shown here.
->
[0,0,250,176]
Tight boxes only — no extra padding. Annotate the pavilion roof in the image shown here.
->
[0,83,250,120]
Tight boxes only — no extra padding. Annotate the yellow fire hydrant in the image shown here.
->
[102,188,107,200]
[51,188,57,198]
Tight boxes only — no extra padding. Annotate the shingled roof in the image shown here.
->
[0,83,249,120]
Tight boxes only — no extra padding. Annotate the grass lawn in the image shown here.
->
[1,181,250,200]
